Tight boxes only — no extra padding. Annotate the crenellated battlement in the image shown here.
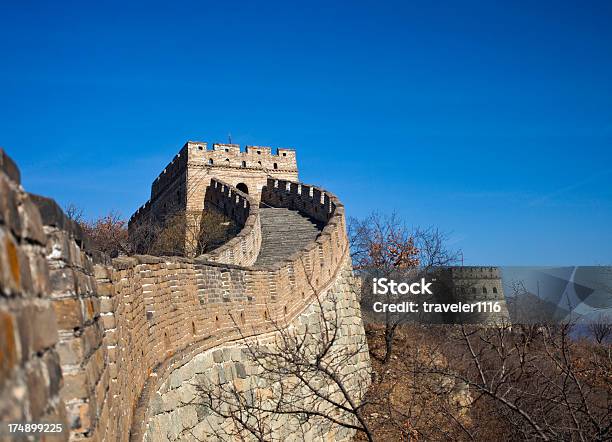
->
[184,140,297,172]
[129,140,300,248]
[139,141,298,216]
[450,266,501,279]
[150,146,189,201]
[199,179,262,266]
[185,140,295,156]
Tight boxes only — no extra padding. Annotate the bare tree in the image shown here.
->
[191,259,374,441]
[414,322,612,441]
[64,204,130,258]
[589,314,612,344]
[357,323,478,441]
[81,211,130,257]
[349,212,460,364]
[357,319,612,441]
[129,209,237,258]
[64,203,84,223]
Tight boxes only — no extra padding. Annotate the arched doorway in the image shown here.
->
[236,183,249,194]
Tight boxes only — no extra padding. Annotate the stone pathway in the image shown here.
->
[254,207,322,266]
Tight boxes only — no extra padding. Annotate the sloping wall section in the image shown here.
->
[0,149,371,442]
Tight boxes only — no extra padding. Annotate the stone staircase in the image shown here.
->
[254,207,322,266]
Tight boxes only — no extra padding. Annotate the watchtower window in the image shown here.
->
[198,146,203,150]
[273,163,278,169]
[241,161,246,167]
[482,286,488,294]
[257,150,261,155]
[493,286,498,294]
[282,152,287,156]
[225,148,229,152]
[208,159,213,165]
[471,287,476,294]
[257,161,262,167]
[236,183,248,194]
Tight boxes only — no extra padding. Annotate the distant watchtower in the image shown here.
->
[128,140,299,250]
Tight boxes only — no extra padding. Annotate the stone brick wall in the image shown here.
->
[150,148,189,203]
[126,177,357,440]
[143,261,370,442]
[0,149,68,441]
[28,194,111,440]
[262,179,338,224]
[199,180,261,267]
[184,142,297,184]
[0,148,370,442]
[128,141,299,251]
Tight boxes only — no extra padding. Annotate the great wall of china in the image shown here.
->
[0,144,371,441]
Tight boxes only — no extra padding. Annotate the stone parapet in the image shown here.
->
[199,179,262,266]
[0,148,68,441]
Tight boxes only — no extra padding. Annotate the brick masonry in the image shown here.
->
[0,147,371,441]
[143,261,370,442]
[128,141,299,253]
[0,149,68,441]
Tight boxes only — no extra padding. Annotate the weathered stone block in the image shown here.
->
[93,265,110,280]
[74,270,93,296]
[49,268,77,297]
[0,230,22,295]
[99,297,114,313]
[0,178,22,238]
[235,362,247,379]
[27,251,50,296]
[19,196,46,245]
[27,360,48,420]
[96,281,114,297]
[43,349,63,397]
[45,229,72,263]
[53,298,83,330]
[62,370,88,400]
[212,349,223,363]
[82,297,97,323]
[56,335,83,366]
[100,314,115,329]
[0,310,18,388]
[14,304,50,361]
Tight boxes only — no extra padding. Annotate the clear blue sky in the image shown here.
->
[1,1,611,266]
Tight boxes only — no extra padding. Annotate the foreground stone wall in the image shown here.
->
[0,150,68,440]
[28,194,111,440]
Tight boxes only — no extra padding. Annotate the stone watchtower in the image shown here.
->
[181,141,298,203]
[128,140,299,251]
